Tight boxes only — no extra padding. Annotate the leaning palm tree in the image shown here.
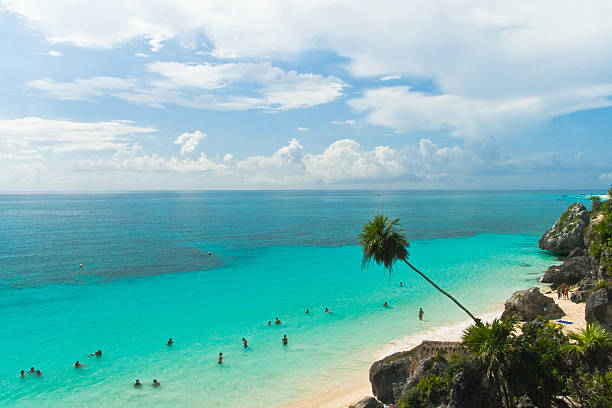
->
[561,322,612,373]
[359,214,480,324]
[462,317,519,408]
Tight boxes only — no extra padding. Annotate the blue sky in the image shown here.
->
[1,1,611,191]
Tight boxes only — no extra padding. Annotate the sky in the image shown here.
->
[0,0,611,191]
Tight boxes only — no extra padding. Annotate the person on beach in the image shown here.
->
[218,353,223,364]
[418,308,424,320]
[134,379,142,387]
[88,350,102,357]
[36,370,42,376]
[153,379,161,387]
[275,317,281,324]
[74,361,87,368]
[242,338,248,348]
[28,367,35,374]
[282,335,288,345]
[167,338,173,346]
[557,286,562,299]
[383,301,389,307]
[20,370,25,378]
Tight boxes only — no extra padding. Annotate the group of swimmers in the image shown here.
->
[21,300,424,384]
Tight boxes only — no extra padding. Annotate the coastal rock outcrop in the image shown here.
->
[585,287,612,331]
[347,396,383,408]
[369,349,415,404]
[501,287,564,320]
[369,341,464,405]
[399,356,449,398]
[540,256,591,285]
[539,202,589,256]
[448,363,498,408]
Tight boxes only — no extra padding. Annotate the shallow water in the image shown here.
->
[0,190,597,407]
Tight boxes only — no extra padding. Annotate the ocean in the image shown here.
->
[0,190,597,407]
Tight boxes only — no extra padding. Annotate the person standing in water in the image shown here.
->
[282,335,288,345]
[134,379,142,387]
[20,370,25,378]
[275,317,281,324]
[167,338,173,346]
[242,338,248,348]
[418,308,424,320]
[218,353,223,364]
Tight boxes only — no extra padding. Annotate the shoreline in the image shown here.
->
[279,287,586,408]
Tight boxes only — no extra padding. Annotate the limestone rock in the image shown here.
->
[369,349,415,404]
[585,287,612,331]
[399,356,449,400]
[540,256,590,285]
[348,396,383,408]
[517,395,537,408]
[502,287,564,320]
[567,247,584,258]
[448,363,498,408]
[539,202,589,256]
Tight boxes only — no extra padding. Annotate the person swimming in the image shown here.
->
[134,379,142,387]
[242,338,248,348]
[305,308,309,314]
[383,301,389,307]
[167,338,173,346]
[36,370,42,376]
[74,361,87,368]
[20,370,25,378]
[88,350,102,357]
[418,308,424,320]
[267,320,272,326]
[282,335,288,345]
[153,379,161,387]
[400,282,402,287]
[325,307,331,313]
[275,317,281,324]
[28,367,35,374]
[208,251,212,255]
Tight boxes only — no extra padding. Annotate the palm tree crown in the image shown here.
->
[359,214,408,271]
[562,322,612,372]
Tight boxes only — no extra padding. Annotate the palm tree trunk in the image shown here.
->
[402,259,481,324]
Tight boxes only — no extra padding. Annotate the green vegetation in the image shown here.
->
[595,280,611,290]
[588,186,612,271]
[396,319,612,408]
[359,214,480,324]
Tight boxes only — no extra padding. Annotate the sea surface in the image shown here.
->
[0,190,599,407]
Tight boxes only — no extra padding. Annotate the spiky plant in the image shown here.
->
[359,214,480,323]
[562,322,612,373]
[462,317,519,408]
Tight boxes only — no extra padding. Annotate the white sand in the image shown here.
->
[279,287,586,408]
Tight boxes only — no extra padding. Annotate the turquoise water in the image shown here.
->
[0,191,598,407]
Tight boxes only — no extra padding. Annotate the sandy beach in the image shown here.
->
[281,285,587,408]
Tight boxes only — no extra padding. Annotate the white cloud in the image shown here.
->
[134,52,149,58]
[331,119,356,125]
[28,62,345,111]
[48,50,62,57]
[0,117,156,153]
[600,172,612,180]
[7,0,612,136]
[27,77,138,101]
[297,127,309,131]
[380,75,401,81]
[349,85,612,137]
[223,153,233,162]
[174,130,205,155]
